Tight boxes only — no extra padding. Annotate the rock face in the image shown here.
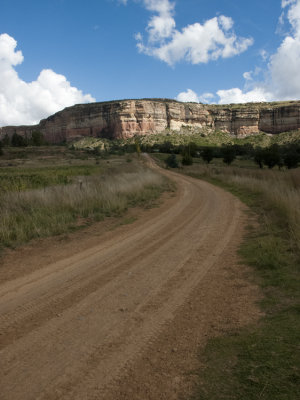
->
[1,99,300,143]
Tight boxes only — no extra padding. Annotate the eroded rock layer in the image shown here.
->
[1,99,300,143]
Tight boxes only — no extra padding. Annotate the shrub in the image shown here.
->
[254,147,264,168]
[11,133,27,147]
[282,146,300,169]
[159,141,173,153]
[2,134,10,146]
[31,131,45,146]
[189,142,198,157]
[221,145,236,165]
[262,145,281,169]
[182,153,193,165]
[181,145,193,166]
[165,154,179,168]
[201,147,214,164]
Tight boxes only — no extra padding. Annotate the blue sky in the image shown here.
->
[1,0,300,125]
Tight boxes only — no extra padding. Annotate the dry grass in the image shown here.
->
[0,166,170,248]
[184,164,300,249]
[182,163,300,400]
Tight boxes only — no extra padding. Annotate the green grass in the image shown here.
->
[189,217,300,399]
[0,165,171,249]
[173,162,300,400]
[0,150,173,250]
[0,165,101,193]
[193,312,300,400]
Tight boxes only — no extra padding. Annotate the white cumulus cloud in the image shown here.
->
[176,89,215,103]
[198,92,215,103]
[282,0,296,8]
[176,89,199,102]
[135,0,253,66]
[216,87,270,104]
[0,33,95,127]
[213,0,300,103]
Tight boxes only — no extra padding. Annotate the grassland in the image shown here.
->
[158,155,300,400]
[0,147,172,249]
[0,165,102,193]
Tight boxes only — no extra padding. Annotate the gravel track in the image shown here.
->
[0,161,251,400]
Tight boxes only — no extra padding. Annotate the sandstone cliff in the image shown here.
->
[1,99,300,143]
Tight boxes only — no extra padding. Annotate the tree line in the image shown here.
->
[1,132,299,170]
[84,139,300,170]
[0,131,46,151]
[159,141,300,169]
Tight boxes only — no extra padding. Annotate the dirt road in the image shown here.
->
[0,164,258,399]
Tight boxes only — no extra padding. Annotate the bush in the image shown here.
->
[262,145,281,169]
[221,145,236,165]
[31,131,45,146]
[189,142,198,157]
[282,146,300,169]
[165,154,179,168]
[254,147,264,168]
[11,133,27,147]
[2,134,10,146]
[201,147,214,164]
[181,145,193,166]
[159,141,173,153]
[182,153,193,165]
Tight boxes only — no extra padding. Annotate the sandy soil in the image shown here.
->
[0,162,262,400]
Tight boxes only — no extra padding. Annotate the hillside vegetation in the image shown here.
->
[70,129,300,152]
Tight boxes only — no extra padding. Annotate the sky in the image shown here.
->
[1,0,300,126]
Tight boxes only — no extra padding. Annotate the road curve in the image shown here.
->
[0,161,245,400]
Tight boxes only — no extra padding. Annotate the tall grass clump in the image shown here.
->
[0,167,170,248]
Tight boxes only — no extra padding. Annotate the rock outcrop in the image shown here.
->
[1,99,300,143]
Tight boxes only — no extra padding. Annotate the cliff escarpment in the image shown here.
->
[1,99,300,143]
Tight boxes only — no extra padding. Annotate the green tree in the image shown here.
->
[160,140,173,153]
[165,153,179,168]
[0,140,3,156]
[189,142,198,157]
[221,145,236,165]
[201,147,214,164]
[254,147,264,169]
[282,146,300,169]
[31,131,45,146]
[238,143,254,158]
[262,145,281,169]
[181,147,193,165]
[11,132,27,147]
[182,153,193,165]
[2,134,10,146]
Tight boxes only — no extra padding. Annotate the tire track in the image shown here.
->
[0,162,246,400]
